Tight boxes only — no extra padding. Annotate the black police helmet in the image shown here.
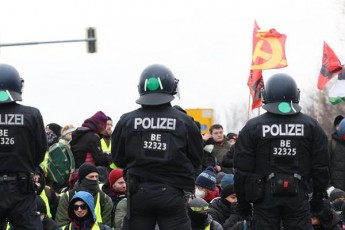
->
[0,64,24,103]
[136,64,179,105]
[262,73,301,115]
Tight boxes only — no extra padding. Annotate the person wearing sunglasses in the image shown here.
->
[63,191,111,230]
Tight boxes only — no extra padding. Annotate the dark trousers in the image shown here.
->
[0,180,42,230]
[123,181,191,230]
[252,187,312,230]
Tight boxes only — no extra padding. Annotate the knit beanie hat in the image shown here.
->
[220,173,234,189]
[78,163,99,182]
[221,184,235,199]
[330,188,345,202]
[216,172,226,184]
[91,111,108,124]
[109,169,124,186]
[195,166,216,190]
[82,111,108,133]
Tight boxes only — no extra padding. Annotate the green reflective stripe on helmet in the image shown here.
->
[278,102,292,113]
[0,90,10,102]
[190,206,209,212]
[146,77,160,91]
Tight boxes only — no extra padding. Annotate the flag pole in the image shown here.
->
[258,107,261,116]
[248,93,251,120]
[317,90,322,122]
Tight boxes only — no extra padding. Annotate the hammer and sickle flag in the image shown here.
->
[251,21,288,70]
[247,70,264,110]
[317,41,343,90]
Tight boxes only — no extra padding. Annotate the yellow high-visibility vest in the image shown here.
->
[64,222,101,230]
[100,138,117,169]
[40,188,52,218]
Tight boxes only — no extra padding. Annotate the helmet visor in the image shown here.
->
[136,92,175,105]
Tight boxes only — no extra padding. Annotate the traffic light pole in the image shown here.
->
[0,38,95,47]
[0,27,97,53]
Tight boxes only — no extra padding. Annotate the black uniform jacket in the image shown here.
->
[234,111,330,194]
[111,104,203,192]
[0,102,47,173]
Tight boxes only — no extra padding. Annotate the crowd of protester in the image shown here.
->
[5,111,345,230]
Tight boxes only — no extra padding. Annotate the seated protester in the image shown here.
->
[36,195,59,230]
[34,166,59,220]
[311,200,342,230]
[202,124,231,173]
[62,191,111,230]
[6,196,59,230]
[187,197,223,230]
[101,168,126,228]
[225,133,237,147]
[46,123,62,147]
[56,163,112,227]
[202,137,217,172]
[69,111,112,188]
[330,188,345,212]
[209,184,240,227]
[195,166,219,203]
[114,197,127,229]
[60,124,76,146]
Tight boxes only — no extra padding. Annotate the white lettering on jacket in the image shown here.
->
[262,124,304,137]
[0,114,24,125]
[134,117,176,130]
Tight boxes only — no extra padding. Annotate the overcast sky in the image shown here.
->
[0,0,344,132]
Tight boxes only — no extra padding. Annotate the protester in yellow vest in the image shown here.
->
[187,197,223,230]
[62,191,111,230]
[100,116,117,170]
[56,163,113,227]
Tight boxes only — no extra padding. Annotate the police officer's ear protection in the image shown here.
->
[172,78,179,95]
[295,89,300,103]
[261,87,266,104]
[20,78,24,94]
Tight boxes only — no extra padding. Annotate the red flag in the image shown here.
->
[247,70,264,109]
[251,21,288,70]
[317,42,343,90]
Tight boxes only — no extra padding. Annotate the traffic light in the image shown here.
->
[87,27,97,53]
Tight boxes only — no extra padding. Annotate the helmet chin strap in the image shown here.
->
[290,100,296,113]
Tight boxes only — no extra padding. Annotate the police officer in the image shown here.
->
[233,73,330,230]
[0,64,47,229]
[111,64,203,230]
